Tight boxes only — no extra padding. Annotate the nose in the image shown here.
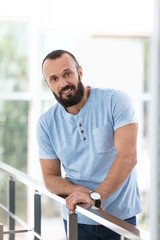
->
[60,77,68,89]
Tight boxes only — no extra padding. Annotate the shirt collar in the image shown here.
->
[58,87,93,119]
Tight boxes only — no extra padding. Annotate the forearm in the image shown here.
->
[96,153,137,202]
[44,174,91,196]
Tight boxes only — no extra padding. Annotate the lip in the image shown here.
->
[61,87,72,95]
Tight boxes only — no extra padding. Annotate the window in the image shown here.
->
[0,1,153,237]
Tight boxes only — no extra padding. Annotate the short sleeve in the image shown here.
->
[112,91,138,131]
[36,117,58,159]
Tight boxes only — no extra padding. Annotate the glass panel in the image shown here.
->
[143,38,150,93]
[0,101,28,172]
[41,33,144,95]
[0,172,8,209]
[0,172,8,238]
[42,77,49,92]
[41,195,66,240]
[0,19,29,92]
[42,100,57,114]
[0,175,28,236]
[138,100,150,230]
[16,182,27,222]
[143,101,150,139]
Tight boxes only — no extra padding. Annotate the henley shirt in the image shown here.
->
[36,87,142,224]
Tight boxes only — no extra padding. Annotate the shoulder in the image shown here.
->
[111,90,134,109]
[91,87,132,103]
[91,87,125,104]
[38,103,59,129]
[91,87,116,99]
[91,87,135,115]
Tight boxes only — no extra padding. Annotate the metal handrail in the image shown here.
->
[0,203,44,240]
[0,162,149,240]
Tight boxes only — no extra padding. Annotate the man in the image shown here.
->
[37,49,142,239]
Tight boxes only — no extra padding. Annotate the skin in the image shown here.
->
[43,53,90,115]
[41,53,138,213]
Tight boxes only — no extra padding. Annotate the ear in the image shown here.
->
[78,66,83,81]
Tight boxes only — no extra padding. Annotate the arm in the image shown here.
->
[96,123,138,201]
[66,123,138,211]
[40,158,91,197]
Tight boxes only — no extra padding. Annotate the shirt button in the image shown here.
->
[83,137,86,141]
[79,123,82,127]
[81,130,84,134]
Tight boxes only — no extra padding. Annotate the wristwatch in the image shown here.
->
[90,191,101,208]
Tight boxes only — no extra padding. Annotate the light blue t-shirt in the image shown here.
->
[37,88,142,224]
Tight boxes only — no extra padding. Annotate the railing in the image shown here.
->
[0,162,149,240]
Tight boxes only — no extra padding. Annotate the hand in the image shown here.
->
[66,191,95,213]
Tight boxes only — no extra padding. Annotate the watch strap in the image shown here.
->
[90,191,101,208]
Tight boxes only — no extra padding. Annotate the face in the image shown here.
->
[43,53,84,108]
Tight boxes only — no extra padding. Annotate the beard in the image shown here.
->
[52,77,85,108]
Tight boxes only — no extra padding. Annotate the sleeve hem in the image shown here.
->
[114,121,138,131]
[39,155,58,160]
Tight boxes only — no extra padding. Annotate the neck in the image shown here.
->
[65,86,90,115]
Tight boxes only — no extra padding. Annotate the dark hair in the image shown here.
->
[42,49,80,71]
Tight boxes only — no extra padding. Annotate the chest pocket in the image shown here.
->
[92,123,114,153]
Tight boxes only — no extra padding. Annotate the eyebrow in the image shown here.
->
[63,68,72,73]
[49,75,56,81]
[48,68,72,80]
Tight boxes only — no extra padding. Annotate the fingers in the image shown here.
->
[99,205,104,211]
[66,193,78,213]
[66,191,94,213]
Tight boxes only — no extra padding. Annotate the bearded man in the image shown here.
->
[36,49,142,240]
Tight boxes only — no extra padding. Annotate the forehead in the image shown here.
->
[43,53,77,78]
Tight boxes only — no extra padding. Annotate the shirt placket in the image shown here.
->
[75,116,88,144]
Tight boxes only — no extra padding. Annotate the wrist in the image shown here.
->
[75,185,91,194]
[89,191,101,208]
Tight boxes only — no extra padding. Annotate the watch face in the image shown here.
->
[91,192,101,200]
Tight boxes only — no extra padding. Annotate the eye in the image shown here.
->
[64,71,71,77]
[50,76,58,82]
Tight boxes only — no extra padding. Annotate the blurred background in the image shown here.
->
[0,0,154,239]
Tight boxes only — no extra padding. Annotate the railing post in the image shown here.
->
[0,224,3,240]
[67,212,78,240]
[8,177,15,240]
[34,191,41,240]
